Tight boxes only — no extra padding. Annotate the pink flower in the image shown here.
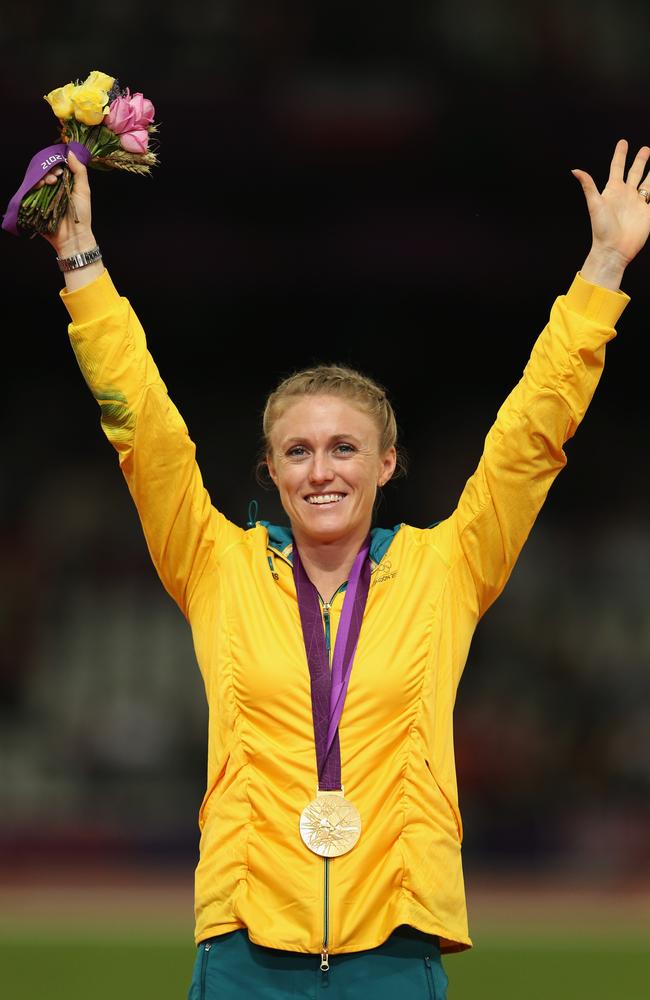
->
[129,92,155,128]
[104,93,136,134]
[104,88,154,154]
[119,128,149,153]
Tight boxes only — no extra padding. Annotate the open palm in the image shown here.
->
[573,139,650,266]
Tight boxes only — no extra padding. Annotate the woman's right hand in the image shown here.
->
[37,149,97,258]
[36,149,103,288]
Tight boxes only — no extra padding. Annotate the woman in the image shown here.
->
[35,139,649,998]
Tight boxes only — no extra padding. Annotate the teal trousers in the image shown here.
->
[188,924,448,999]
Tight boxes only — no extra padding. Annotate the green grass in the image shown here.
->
[445,941,649,1000]
[0,937,195,1000]
[1,932,648,1000]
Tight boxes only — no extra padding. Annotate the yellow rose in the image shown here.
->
[83,70,115,92]
[71,82,110,126]
[44,82,76,120]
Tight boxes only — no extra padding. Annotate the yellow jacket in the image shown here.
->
[61,271,628,954]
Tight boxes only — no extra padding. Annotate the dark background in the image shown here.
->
[1,1,649,890]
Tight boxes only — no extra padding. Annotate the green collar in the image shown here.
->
[259,521,402,567]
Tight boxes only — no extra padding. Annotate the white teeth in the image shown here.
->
[306,493,345,505]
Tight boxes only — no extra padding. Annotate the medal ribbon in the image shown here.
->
[293,536,371,791]
[2,142,92,236]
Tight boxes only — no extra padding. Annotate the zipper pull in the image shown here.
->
[205,943,212,953]
[320,946,330,972]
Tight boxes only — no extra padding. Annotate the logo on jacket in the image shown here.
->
[371,558,397,585]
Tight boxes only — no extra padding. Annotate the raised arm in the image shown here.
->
[37,151,244,618]
[452,139,650,617]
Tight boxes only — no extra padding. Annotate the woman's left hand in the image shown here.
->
[573,139,650,289]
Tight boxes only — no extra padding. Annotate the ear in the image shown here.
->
[266,454,278,486]
[378,446,397,487]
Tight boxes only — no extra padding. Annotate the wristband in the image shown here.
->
[56,244,102,272]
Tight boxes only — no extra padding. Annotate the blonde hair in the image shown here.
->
[260,363,407,479]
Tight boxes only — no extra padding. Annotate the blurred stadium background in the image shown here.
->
[1,2,649,997]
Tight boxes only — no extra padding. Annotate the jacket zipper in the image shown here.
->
[321,597,333,973]
[321,856,330,971]
[322,599,332,658]
[319,588,344,974]
[268,546,378,972]
[272,546,351,974]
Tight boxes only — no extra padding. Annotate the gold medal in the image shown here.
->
[299,788,362,857]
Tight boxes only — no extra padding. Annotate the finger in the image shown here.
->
[34,166,64,189]
[45,167,64,184]
[571,168,601,212]
[66,149,86,174]
[65,149,90,195]
[608,138,628,183]
[626,145,650,187]
[637,171,650,205]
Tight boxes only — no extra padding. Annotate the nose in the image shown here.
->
[309,450,334,484]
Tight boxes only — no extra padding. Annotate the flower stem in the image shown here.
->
[62,169,78,222]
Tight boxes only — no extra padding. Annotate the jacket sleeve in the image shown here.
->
[452,273,629,618]
[60,269,245,619]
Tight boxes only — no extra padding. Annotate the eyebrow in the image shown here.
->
[282,433,363,447]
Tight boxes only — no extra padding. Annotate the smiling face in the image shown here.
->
[266,394,397,549]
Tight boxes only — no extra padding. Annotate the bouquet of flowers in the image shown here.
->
[2,69,159,238]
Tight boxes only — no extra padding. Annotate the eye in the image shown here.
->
[286,445,308,458]
[334,443,355,455]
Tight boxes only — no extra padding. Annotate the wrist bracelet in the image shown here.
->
[56,244,102,272]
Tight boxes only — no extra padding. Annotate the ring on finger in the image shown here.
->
[639,187,650,204]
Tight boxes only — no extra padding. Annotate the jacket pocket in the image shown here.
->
[200,941,213,999]
[424,757,463,843]
[424,953,448,1000]
[424,955,436,1000]
[188,941,213,1000]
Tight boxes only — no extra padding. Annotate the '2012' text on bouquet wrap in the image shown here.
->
[2,70,159,238]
